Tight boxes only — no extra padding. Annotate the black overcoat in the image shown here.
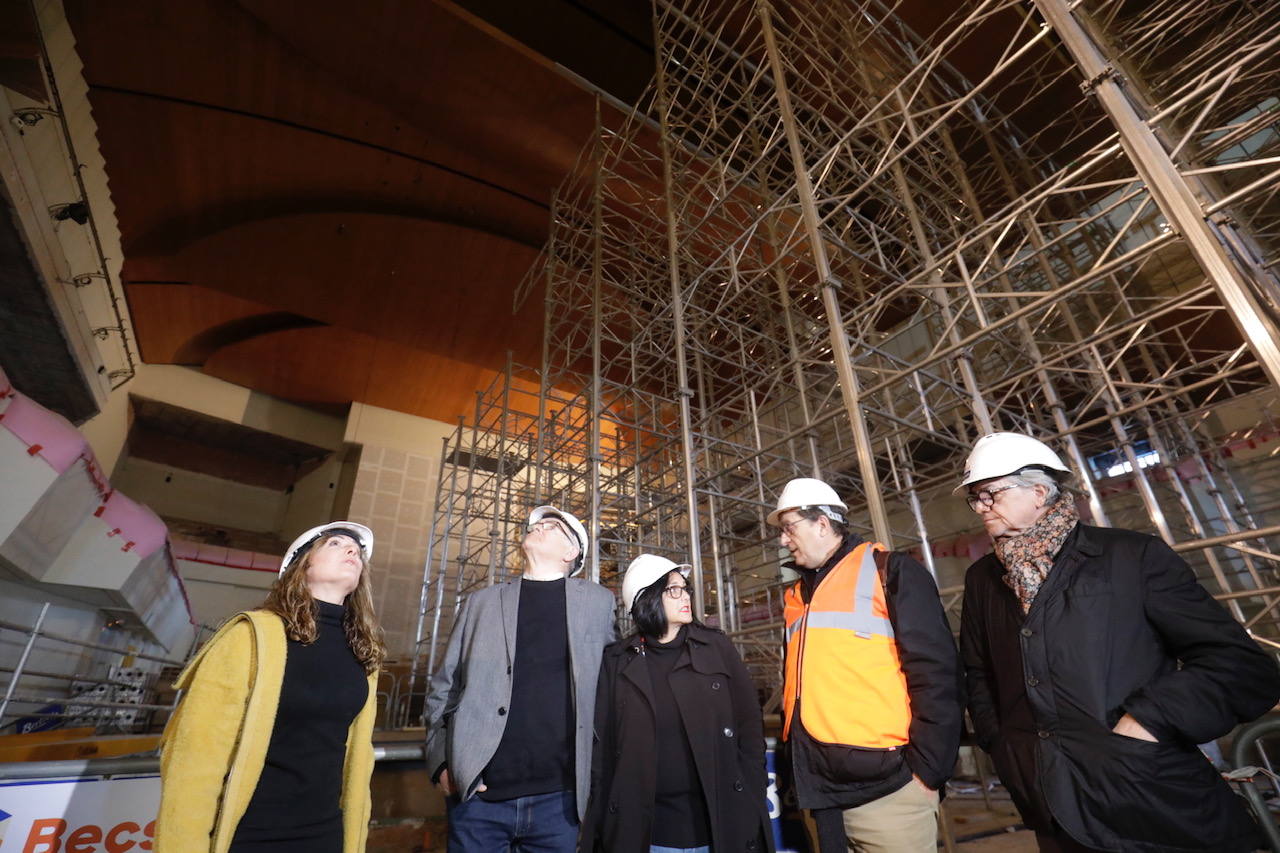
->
[960,522,1280,852]
[580,623,774,853]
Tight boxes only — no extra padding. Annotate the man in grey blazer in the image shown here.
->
[425,504,617,851]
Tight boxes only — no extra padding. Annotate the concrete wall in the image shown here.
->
[344,403,457,661]
[75,375,464,663]
[112,457,291,535]
[174,560,275,631]
[280,453,348,538]
[81,364,346,478]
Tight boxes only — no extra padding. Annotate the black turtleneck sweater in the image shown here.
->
[479,576,575,801]
[232,600,368,850]
[646,625,712,848]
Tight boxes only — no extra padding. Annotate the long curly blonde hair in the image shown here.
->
[261,535,386,674]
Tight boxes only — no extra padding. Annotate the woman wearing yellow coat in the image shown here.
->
[156,522,385,853]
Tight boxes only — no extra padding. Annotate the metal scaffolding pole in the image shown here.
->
[653,14,707,615]
[590,103,605,583]
[758,0,893,545]
[1033,0,1280,392]
[415,0,1280,707]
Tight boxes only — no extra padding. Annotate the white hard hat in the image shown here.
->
[621,554,692,611]
[527,505,589,575]
[954,432,1071,494]
[280,522,374,575]
[767,477,848,527]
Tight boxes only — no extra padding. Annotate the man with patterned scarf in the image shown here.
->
[958,431,1280,853]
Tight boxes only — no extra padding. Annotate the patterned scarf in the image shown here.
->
[993,496,1079,613]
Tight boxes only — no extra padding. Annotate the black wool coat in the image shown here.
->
[960,522,1280,852]
[580,623,775,853]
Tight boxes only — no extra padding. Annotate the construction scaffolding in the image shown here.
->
[411,0,1280,706]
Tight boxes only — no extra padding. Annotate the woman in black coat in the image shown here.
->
[957,432,1280,852]
[581,554,774,853]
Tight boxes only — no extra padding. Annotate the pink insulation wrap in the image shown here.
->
[96,489,169,559]
[0,391,90,473]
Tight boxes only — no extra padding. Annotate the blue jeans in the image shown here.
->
[650,847,711,853]
[447,789,578,852]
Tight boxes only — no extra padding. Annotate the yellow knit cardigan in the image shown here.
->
[155,610,378,853]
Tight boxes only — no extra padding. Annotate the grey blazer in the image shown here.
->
[424,576,617,819]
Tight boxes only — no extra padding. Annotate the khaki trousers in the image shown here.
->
[839,778,939,853]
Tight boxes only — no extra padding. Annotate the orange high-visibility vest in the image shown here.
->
[782,541,912,747]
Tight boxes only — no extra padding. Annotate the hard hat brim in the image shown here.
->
[280,521,374,575]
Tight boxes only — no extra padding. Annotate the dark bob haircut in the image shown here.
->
[631,569,697,640]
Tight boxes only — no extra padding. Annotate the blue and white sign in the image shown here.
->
[0,776,159,852]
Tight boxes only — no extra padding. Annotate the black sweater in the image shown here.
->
[479,576,575,800]
[646,626,712,847]
[233,600,368,844]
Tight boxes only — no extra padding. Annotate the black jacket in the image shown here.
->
[581,623,774,853]
[784,534,963,809]
[961,522,1280,852]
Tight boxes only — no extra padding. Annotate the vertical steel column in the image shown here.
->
[745,98,823,478]
[883,393,938,579]
[589,101,605,583]
[410,435,452,692]
[488,354,515,586]
[1034,0,1280,393]
[874,68,996,436]
[694,349,729,628]
[651,13,706,614]
[957,109,1113,524]
[1091,347,1174,543]
[0,603,49,724]
[1075,7,1280,303]
[1114,359,1244,614]
[456,394,485,601]
[428,423,465,676]
[535,196,557,505]
[746,386,771,629]
[757,0,893,545]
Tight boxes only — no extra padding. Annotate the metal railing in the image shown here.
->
[0,604,190,733]
[1231,716,1280,851]
[0,742,427,781]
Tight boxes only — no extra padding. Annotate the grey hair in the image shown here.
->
[1007,467,1068,503]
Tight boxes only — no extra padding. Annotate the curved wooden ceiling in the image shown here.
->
[65,0,646,421]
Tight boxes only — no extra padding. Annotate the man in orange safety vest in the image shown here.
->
[771,477,961,853]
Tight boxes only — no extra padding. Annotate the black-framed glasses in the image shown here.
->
[965,484,1023,511]
[529,518,574,543]
[663,584,690,600]
[779,517,812,537]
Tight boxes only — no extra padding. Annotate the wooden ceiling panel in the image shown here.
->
[86,90,549,258]
[124,283,277,363]
[201,324,534,423]
[141,212,542,370]
[61,0,608,421]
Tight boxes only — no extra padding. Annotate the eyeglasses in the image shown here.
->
[663,585,690,600]
[529,518,574,543]
[779,517,812,537]
[965,484,1024,511]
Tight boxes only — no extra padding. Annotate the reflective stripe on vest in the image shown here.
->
[783,549,895,642]
[781,542,912,748]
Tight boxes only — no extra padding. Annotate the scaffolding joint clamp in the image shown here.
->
[1079,65,1123,96]
[678,386,695,399]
